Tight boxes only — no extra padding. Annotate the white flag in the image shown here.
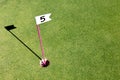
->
[35,13,52,25]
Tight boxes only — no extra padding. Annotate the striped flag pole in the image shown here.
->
[35,13,51,59]
[36,25,45,59]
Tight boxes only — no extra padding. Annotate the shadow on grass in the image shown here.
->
[5,25,42,60]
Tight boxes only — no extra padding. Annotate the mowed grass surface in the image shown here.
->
[0,0,120,80]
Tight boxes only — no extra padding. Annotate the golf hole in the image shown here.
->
[40,58,50,67]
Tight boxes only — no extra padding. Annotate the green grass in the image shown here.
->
[0,0,120,80]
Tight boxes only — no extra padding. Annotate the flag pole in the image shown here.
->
[36,25,45,59]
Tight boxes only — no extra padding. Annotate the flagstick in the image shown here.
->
[36,25,45,59]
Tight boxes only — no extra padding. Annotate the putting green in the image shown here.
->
[0,0,120,80]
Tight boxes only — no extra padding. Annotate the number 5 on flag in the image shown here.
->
[35,13,52,25]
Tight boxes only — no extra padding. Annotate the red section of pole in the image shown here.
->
[36,25,45,59]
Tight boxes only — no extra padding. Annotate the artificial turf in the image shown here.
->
[0,0,120,80]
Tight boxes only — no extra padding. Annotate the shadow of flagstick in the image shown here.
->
[8,30,42,60]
